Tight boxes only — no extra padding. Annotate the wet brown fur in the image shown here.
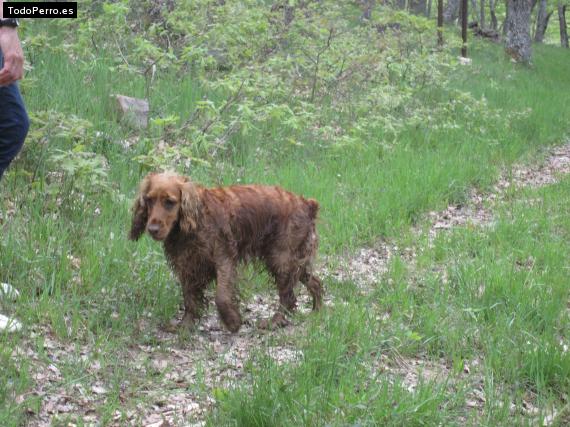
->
[129,172,323,332]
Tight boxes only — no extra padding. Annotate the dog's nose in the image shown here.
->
[147,223,161,236]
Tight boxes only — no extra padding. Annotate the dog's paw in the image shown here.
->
[258,312,290,330]
[179,312,199,330]
[161,313,198,333]
[160,319,179,333]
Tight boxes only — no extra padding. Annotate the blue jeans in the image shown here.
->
[0,51,30,180]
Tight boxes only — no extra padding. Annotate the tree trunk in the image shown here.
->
[428,0,433,17]
[481,0,486,27]
[438,0,444,45]
[394,0,407,9]
[410,0,428,15]
[444,0,461,23]
[360,0,375,20]
[534,0,552,42]
[503,0,510,36]
[471,0,478,22]
[284,4,295,26]
[505,0,532,63]
[560,3,569,47]
[489,0,498,29]
[461,0,468,56]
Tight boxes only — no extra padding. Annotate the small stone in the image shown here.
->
[113,94,149,129]
[0,314,22,333]
[92,384,107,395]
[1,282,20,301]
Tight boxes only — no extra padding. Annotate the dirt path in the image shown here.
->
[323,141,570,287]
[18,292,316,426]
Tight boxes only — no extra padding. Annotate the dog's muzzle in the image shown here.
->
[147,223,163,239]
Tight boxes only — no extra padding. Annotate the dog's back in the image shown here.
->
[196,185,318,263]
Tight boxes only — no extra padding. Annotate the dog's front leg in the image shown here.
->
[214,261,242,333]
[180,280,206,329]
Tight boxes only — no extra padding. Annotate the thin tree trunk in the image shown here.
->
[438,0,444,45]
[284,4,295,26]
[503,0,510,36]
[529,0,539,37]
[534,0,552,42]
[505,0,532,63]
[489,0,498,29]
[410,0,428,15]
[560,4,569,47]
[461,0,468,56]
[471,0,478,22]
[428,0,433,17]
[361,0,375,20]
[395,0,407,9]
[481,0,486,27]
[444,0,461,23]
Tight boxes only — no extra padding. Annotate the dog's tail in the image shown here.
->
[307,199,319,221]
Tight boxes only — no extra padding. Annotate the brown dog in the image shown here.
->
[129,172,323,332]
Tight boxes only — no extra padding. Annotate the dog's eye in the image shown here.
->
[144,196,154,207]
[164,199,176,210]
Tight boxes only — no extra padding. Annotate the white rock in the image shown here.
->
[0,282,20,301]
[92,384,107,395]
[543,409,557,426]
[113,94,149,129]
[0,313,22,333]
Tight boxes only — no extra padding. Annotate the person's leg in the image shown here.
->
[0,51,29,181]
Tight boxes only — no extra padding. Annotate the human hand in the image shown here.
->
[0,27,24,86]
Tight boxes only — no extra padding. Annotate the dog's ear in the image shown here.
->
[129,174,152,241]
[179,178,201,233]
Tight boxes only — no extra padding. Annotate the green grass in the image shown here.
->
[420,179,570,391]
[215,309,458,426]
[212,166,570,427]
[1,28,570,427]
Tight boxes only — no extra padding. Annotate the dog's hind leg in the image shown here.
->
[276,271,298,313]
[214,261,242,333]
[300,268,323,311]
[259,269,300,329]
